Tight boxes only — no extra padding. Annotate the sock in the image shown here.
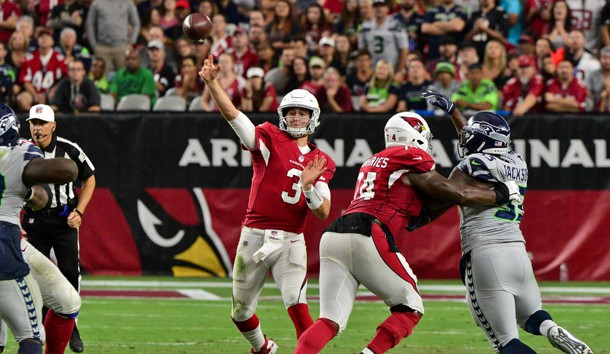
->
[18,339,42,354]
[287,303,314,338]
[361,348,375,354]
[539,319,557,338]
[500,338,536,354]
[294,318,338,354]
[233,315,265,351]
[368,312,420,354]
[44,311,75,354]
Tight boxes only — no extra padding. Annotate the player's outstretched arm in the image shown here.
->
[421,90,468,134]
[199,55,239,121]
[22,158,77,187]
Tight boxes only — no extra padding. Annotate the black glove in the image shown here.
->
[493,181,523,204]
[407,207,431,231]
[421,90,456,114]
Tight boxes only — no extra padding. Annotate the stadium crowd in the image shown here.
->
[1,0,609,115]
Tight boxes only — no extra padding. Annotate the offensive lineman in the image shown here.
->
[294,112,522,354]
[199,55,335,354]
[0,103,77,354]
[422,89,593,354]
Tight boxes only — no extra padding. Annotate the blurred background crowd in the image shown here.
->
[1,0,609,115]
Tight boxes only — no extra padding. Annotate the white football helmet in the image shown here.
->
[384,112,433,152]
[277,89,321,138]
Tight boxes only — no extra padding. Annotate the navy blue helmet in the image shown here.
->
[458,111,510,157]
[0,103,20,147]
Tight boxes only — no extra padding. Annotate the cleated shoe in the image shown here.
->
[69,325,84,353]
[251,338,278,354]
[548,326,593,354]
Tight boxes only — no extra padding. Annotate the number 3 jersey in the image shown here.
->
[456,150,528,254]
[345,145,435,238]
[242,122,336,234]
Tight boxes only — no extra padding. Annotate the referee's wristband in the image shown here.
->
[73,208,84,217]
[302,186,323,210]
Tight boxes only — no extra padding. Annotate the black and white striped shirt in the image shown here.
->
[37,134,95,209]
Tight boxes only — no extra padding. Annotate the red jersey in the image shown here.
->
[502,74,544,113]
[228,48,260,78]
[19,50,67,93]
[243,122,336,233]
[0,1,21,43]
[345,146,435,238]
[544,77,587,112]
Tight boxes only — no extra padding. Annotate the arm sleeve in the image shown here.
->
[228,111,257,150]
[314,181,331,201]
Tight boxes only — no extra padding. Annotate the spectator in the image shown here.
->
[502,55,544,116]
[137,8,162,46]
[175,54,204,106]
[566,0,604,53]
[358,0,375,23]
[286,56,311,93]
[525,0,553,39]
[452,63,499,113]
[174,37,194,61]
[266,0,301,52]
[334,0,361,47]
[315,67,353,113]
[540,53,557,81]
[346,48,374,97]
[86,0,141,75]
[397,58,432,112]
[55,27,92,72]
[499,0,523,45]
[426,62,460,112]
[159,0,180,31]
[201,53,245,111]
[517,34,537,58]
[596,77,610,112]
[322,0,344,24]
[0,0,21,45]
[248,8,266,29]
[209,14,233,57]
[421,0,468,60]
[566,29,601,110]
[544,60,587,113]
[216,0,244,25]
[264,47,295,95]
[482,39,510,88]
[164,0,192,40]
[110,48,156,106]
[299,56,326,96]
[291,36,309,59]
[358,0,409,82]
[393,0,426,53]
[256,40,277,73]
[147,40,176,97]
[360,59,399,113]
[0,42,16,106]
[591,47,610,109]
[248,24,269,51]
[542,0,572,50]
[464,0,509,60]
[15,16,35,52]
[425,35,459,78]
[142,25,178,70]
[456,42,479,81]
[89,57,110,94]
[227,27,260,79]
[302,3,332,55]
[318,37,343,74]
[602,2,610,48]
[47,0,88,45]
[50,59,101,113]
[6,31,27,85]
[17,28,67,111]
[240,66,279,112]
[535,38,563,72]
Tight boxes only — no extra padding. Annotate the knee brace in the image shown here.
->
[524,310,553,335]
[500,338,536,354]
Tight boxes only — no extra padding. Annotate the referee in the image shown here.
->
[22,104,95,353]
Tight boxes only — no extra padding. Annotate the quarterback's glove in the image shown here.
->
[421,90,456,114]
[493,181,523,205]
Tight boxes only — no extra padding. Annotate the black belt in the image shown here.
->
[28,206,66,218]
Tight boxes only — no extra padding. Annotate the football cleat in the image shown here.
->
[251,338,278,354]
[69,325,84,353]
[548,326,593,354]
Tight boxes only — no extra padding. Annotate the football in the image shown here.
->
[182,13,212,43]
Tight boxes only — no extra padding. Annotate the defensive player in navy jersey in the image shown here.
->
[294,111,521,354]
[422,89,593,354]
[0,103,77,354]
[199,55,335,354]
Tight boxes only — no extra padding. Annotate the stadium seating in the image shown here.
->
[100,94,115,111]
[116,94,151,111]
[153,96,187,111]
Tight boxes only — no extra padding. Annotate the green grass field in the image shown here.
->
[5,277,609,353]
